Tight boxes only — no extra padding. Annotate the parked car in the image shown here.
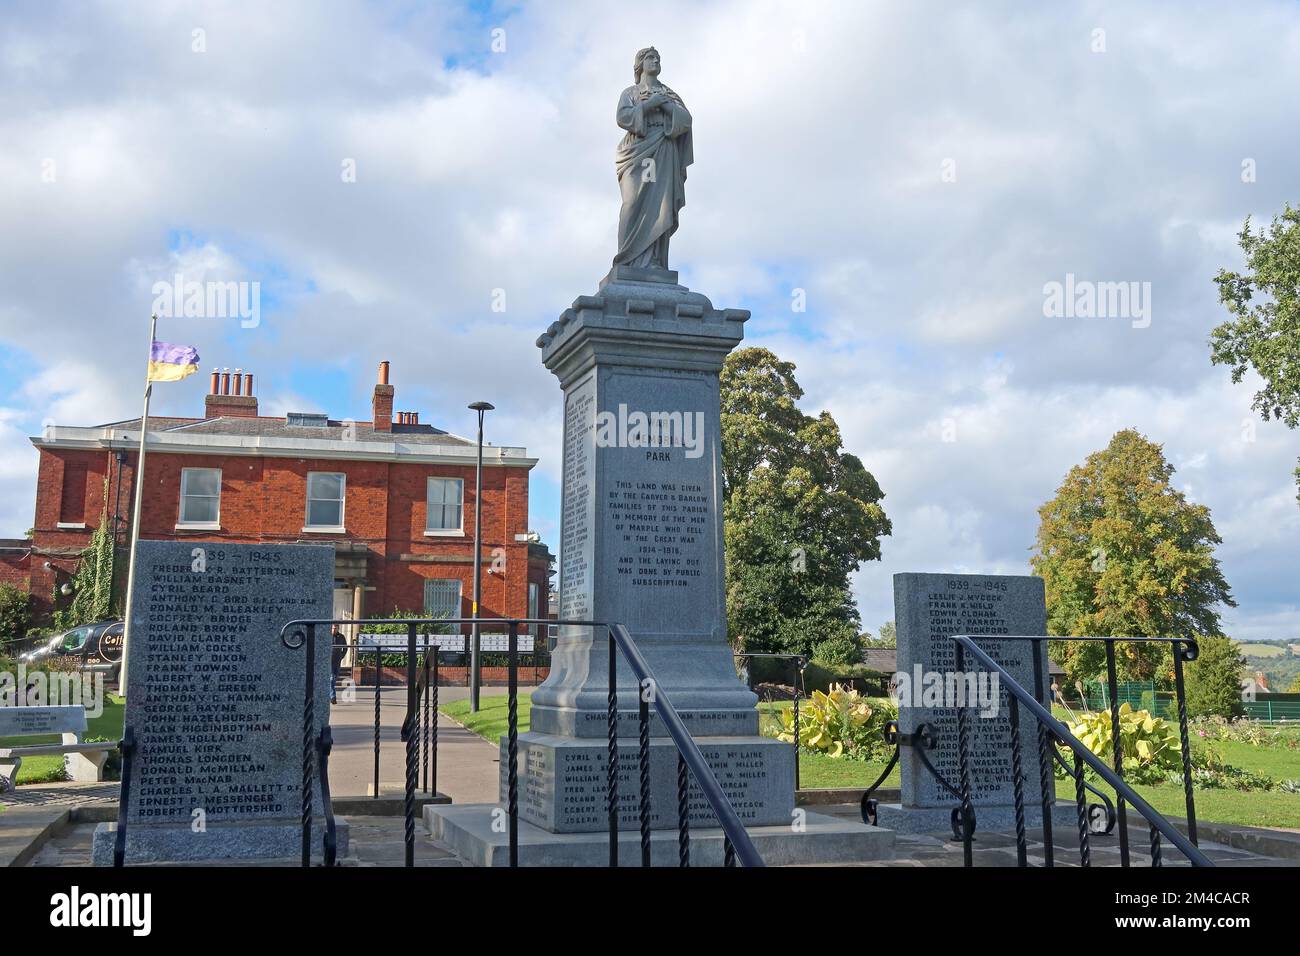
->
[50,620,125,681]
[19,633,64,666]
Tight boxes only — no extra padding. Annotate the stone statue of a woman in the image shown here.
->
[612,47,693,272]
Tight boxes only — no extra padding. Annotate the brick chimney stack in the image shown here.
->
[373,361,394,432]
[204,366,260,419]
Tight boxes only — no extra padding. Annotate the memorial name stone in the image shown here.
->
[92,541,337,864]
[894,572,1051,810]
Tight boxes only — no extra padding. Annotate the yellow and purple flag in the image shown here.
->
[147,340,201,382]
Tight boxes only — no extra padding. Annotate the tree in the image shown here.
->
[1183,635,1246,719]
[1212,206,1300,504]
[721,348,891,665]
[1032,429,1235,685]
[862,621,896,649]
[0,584,32,656]
[1289,673,1300,694]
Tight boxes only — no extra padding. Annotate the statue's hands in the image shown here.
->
[643,91,669,110]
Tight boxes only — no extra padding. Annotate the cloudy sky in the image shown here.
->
[2,1,1296,640]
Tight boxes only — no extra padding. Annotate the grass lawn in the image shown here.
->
[0,694,125,785]
[444,693,1300,828]
[440,694,532,741]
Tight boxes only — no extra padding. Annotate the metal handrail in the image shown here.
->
[610,624,765,868]
[951,635,1213,867]
[281,616,765,868]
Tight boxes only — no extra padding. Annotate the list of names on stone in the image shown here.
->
[126,542,330,825]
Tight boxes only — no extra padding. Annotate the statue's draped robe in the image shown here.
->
[613,83,693,270]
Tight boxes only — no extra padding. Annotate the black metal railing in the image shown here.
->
[348,639,443,800]
[950,634,1212,868]
[280,617,764,868]
[734,651,807,790]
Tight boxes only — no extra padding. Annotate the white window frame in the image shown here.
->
[304,471,346,532]
[177,467,222,529]
[423,579,462,634]
[424,477,465,536]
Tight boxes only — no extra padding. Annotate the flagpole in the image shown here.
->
[118,313,159,695]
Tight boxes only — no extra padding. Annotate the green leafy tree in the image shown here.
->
[1032,429,1235,685]
[1212,206,1300,503]
[861,620,896,649]
[721,347,891,665]
[0,583,32,654]
[1288,673,1300,693]
[1183,635,1246,719]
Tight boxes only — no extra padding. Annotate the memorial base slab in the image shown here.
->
[508,731,793,832]
[874,801,1078,834]
[427,803,894,867]
[91,818,350,866]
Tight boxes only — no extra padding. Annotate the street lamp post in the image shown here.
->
[467,401,494,713]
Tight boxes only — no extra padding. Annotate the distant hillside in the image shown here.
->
[1234,639,1300,691]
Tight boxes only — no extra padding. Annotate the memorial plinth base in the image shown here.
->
[90,818,350,866]
[505,731,794,833]
[426,803,894,867]
[874,801,1076,834]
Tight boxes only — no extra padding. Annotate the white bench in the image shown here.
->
[0,705,116,792]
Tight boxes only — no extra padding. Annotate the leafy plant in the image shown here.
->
[0,584,31,652]
[53,481,117,630]
[776,684,894,759]
[1066,703,1182,782]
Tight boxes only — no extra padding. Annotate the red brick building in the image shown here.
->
[24,361,553,644]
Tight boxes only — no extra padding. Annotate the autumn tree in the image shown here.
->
[1031,429,1235,685]
[721,348,890,665]
[1212,205,1300,503]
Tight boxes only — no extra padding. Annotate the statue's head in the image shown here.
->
[633,47,661,82]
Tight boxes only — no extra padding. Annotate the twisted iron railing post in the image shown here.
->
[638,682,652,867]
[403,623,418,867]
[422,642,431,793]
[677,752,690,867]
[954,642,975,867]
[607,628,619,867]
[372,646,382,800]
[431,649,439,796]
[300,623,316,868]
[508,620,520,868]
[1006,693,1028,867]
[1104,641,1130,866]
[1031,639,1055,867]
[1073,751,1091,867]
[318,725,337,867]
[1172,638,1199,846]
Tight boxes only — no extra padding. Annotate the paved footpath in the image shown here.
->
[326,685,515,804]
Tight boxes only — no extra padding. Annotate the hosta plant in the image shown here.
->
[777,684,892,759]
[1065,703,1182,782]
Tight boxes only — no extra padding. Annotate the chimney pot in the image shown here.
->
[244,373,254,396]
[373,362,395,433]
[209,369,220,394]
[232,369,243,396]
[220,370,231,395]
